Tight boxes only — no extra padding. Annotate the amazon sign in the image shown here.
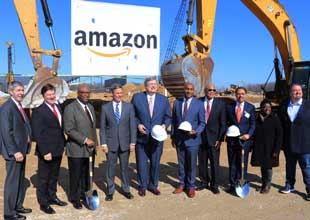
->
[71,0,160,76]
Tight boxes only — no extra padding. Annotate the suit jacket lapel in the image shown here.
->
[44,103,60,126]
[119,102,126,122]
[294,99,305,122]
[143,92,152,119]
[108,102,118,124]
[75,101,89,124]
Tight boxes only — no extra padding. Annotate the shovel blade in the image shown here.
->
[85,190,99,210]
[235,183,250,198]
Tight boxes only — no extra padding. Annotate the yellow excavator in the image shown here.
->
[161,0,310,102]
[13,0,68,108]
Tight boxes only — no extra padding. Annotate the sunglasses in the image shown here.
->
[208,89,216,92]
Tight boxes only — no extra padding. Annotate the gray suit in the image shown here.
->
[63,99,98,202]
[0,98,31,216]
[100,101,136,195]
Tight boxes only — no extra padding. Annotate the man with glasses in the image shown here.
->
[197,84,226,194]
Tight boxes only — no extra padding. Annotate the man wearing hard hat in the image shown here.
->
[171,82,205,198]
[225,87,256,193]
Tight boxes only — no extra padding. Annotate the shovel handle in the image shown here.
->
[89,155,93,191]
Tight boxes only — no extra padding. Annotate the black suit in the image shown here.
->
[31,103,65,206]
[0,98,31,217]
[198,98,226,188]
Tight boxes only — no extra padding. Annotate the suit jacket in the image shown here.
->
[63,100,98,158]
[0,98,31,160]
[200,97,226,146]
[100,101,136,152]
[171,97,205,147]
[131,92,171,144]
[31,102,65,157]
[226,101,256,146]
[278,99,310,154]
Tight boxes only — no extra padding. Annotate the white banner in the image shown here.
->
[71,0,160,76]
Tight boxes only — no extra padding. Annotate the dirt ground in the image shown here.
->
[1,136,309,220]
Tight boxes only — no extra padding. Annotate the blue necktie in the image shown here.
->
[115,103,120,123]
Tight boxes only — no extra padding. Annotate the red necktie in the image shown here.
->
[206,100,211,123]
[18,103,27,122]
[51,104,60,123]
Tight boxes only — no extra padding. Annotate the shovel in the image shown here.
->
[235,141,250,198]
[85,147,99,210]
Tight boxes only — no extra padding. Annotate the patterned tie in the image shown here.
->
[206,100,211,123]
[51,104,60,123]
[18,103,27,122]
[149,96,154,118]
[183,99,188,119]
[115,103,120,124]
[236,104,242,123]
[84,105,93,127]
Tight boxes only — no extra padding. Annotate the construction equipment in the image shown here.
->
[13,0,68,108]
[6,41,14,91]
[161,0,310,102]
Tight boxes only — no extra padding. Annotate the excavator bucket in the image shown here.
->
[161,55,214,98]
[21,67,69,108]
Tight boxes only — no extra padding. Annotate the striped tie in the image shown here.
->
[115,103,120,123]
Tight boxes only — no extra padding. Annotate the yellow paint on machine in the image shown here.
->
[87,47,131,57]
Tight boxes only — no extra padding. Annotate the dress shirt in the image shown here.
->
[287,98,303,122]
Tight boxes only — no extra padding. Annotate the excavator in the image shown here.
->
[161,0,310,103]
[13,0,68,108]
[6,41,14,91]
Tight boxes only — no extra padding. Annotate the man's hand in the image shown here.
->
[85,138,95,147]
[101,145,109,153]
[272,152,278,158]
[44,153,52,161]
[130,144,135,152]
[240,134,250,141]
[138,124,147,135]
[188,130,197,137]
[215,141,222,150]
[14,152,24,162]
[161,124,166,130]
[171,139,176,148]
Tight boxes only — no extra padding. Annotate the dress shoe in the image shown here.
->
[196,182,208,191]
[105,194,113,201]
[260,185,270,194]
[149,188,161,196]
[138,188,146,197]
[4,214,26,220]
[226,186,235,194]
[49,197,67,206]
[210,187,220,194]
[123,192,134,200]
[40,205,56,214]
[16,207,32,214]
[173,186,184,194]
[306,193,310,201]
[72,201,83,209]
[187,189,195,198]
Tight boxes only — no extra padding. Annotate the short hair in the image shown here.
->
[8,81,24,92]
[111,83,122,93]
[235,86,247,94]
[144,76,157,87]
[41,83,55,96]
[204,83,215,93]
[77,84,90,92]
[290,83,302,91]
[260,99,272,108]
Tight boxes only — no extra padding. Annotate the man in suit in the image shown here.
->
[171,82,205,198]
[131,77,171,196]
[226,87,255,193]
[197,84,226,194]
[0,81,31,220]
[31,84,67,214]
[63,84,98,209]
[278,84,310,200]
[101,84,136,201]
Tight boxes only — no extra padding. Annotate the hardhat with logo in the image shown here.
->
[151,125,168,141]
[178,121,192,132]
[226,125,240,137]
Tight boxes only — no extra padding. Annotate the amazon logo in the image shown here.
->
[74,30,158,58]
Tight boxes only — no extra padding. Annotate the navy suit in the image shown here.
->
[171,97,205,189]
[131,92,171,190]
[0,98,31,217]
[226,101,255,186]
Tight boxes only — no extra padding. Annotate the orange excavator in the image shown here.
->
[161,0,310,102]
[13,0,68,108]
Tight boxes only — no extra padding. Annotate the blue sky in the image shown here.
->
[0,0,309,87]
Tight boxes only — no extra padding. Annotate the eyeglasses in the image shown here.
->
[208,89,216,92]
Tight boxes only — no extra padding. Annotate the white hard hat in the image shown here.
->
[226,125,240,137]
[178,121,192,132]
[151,125,168,141]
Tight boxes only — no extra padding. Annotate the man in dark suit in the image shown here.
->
[101,84,136,201]
[226,87,255,193]
[278,84,310,200]
[171,82,205,198]
[31,84,67,214]
[131,77,171,196]
[197,84,226,194]
[63,84,98,209]
[0,81,31,220]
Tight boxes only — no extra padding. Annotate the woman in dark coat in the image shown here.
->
[251,99,283,194]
